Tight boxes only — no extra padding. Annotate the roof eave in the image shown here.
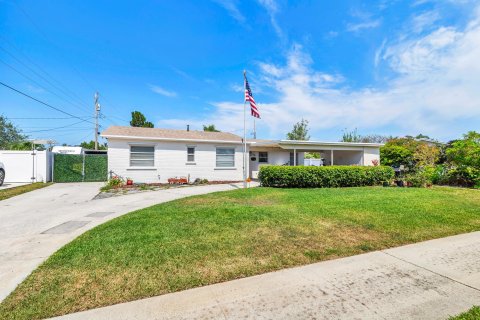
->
[101,134,249,144]
[278,140,384,147]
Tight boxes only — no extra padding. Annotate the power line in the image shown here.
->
[0,81,96,125]
[9,2,121,127]
[0,58,92,116]
[6,116,93,120]
[0,36,92,108]
[0,44,92,114]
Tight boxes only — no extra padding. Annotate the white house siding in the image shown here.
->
[0,150,51,183]
[362,147,380,166]
[107,139,244,183]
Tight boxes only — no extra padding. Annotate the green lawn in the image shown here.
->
[0,183,51,201]
[449,306,480,320]
[1,187,480,319]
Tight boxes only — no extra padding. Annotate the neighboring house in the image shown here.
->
[101,126,383,183]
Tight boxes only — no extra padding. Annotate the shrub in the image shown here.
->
[380,144,414,168]
[405,169,432,188]
[100,176,124,192]
[443,166,480,188]
[258,165,394,188]
[426,165,447,185]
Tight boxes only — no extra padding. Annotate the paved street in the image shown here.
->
[0,182,249,301]
[53,232,480,320]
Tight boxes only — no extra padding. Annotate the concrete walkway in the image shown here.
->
[53,232,480,320]
[0,182,251,301]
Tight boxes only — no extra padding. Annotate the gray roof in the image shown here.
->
[101,126,244,143]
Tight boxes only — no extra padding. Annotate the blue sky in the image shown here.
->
[1,0,479,145]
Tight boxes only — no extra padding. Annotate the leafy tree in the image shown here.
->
[360,134,391,144]
[414,144,440,168]
[7,141,45,151]
[286,119,310,140]
[342,128,362,142]
[130,111,154,128]
[79,140,107,150]
[341,129,390,143]
[304,152,320,159]
[380,144,414,168]
[203,124,220,132]
[446,131,480,168]
[0,115,27,149]
[380,135,442,170]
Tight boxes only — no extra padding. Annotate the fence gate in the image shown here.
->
[53,153,107,182]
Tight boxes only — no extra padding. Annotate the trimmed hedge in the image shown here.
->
[258,165,395,188]
[54,154,107,182]
[84,155,108,182]
[53,154,83,182]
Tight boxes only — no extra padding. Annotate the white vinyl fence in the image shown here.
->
[304,158,324,166]
[0,150,52,183]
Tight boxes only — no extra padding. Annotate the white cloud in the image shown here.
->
[347,8,382,33]
[382,27,462,74]
[411,10,441,33]
[160,6,480,141]
[149,84,177,97]
[347,19,382,32]
[257,0,283,39]
[212,0,245,23]
[230,83,243,92]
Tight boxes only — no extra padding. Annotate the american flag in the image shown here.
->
[244,73,260,118]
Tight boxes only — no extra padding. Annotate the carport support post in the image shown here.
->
[330,150,334,166]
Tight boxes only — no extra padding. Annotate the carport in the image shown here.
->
[278,140,383,166]
[248,139,383,179]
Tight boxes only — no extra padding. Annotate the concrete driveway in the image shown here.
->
[0,182,250,301]
[53,231,480,320]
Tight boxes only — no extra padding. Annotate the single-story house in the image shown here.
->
[101,126,383,183]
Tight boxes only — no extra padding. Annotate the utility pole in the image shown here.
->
[94,92,100,150]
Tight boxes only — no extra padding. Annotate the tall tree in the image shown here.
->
[0,115,27,149]
[446,131,480,168]
[341,129,391,143]
[203,124,220,132]
[79,140,107,150]
[130,111,154,128]
[286,119,310,140]
[341,128,362,142]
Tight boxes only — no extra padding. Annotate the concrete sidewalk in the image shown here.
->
[53,232,480,320]
[0,182,252,301]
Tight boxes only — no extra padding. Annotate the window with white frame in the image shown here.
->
[130,146,154,167]
[216,147,235,167]
[259,152,268,163]
[187,146,195,162]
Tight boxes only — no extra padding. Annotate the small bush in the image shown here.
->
[258,165,394,188]
[443,166,480,188]
[100,176,124,192]
[405,169,432,188]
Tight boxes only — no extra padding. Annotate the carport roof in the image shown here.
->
[250,139,383,149]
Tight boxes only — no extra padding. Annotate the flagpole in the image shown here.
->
[243,70,247,189]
